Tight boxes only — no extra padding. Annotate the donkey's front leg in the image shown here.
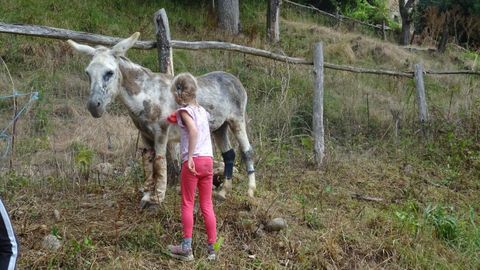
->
[140,127,169,209]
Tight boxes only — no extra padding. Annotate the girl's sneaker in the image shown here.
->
[207,245,216,261]
[207,251,216,261]
[167,244,194,262]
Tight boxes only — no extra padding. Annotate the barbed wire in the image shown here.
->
[0,91,39,161]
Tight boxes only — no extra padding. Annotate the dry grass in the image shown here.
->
[7,139,477,269]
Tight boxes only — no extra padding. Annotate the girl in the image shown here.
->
[166,73,217,261]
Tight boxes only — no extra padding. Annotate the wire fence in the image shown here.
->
[0,57,39,168]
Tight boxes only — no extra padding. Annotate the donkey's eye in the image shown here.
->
[103,71,114,81]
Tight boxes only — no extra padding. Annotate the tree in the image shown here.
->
[415,0,480,51]
[217,0,240,35]
[399,0,416,45]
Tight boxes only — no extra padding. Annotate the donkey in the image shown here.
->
[67,32,256,208]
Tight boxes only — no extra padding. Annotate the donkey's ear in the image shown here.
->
[112,32,140,56]
[67,40,96,55]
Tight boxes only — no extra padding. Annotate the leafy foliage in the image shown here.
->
[424,204,459,244]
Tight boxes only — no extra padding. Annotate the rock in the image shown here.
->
[265,217,288,232]
[41,235,62,251]
[53,209,61,221]
[213,160,239,176]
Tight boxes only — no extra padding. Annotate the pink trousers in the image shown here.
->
[181,156,216,244]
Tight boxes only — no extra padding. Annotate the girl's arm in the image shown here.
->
[179,110,198,174]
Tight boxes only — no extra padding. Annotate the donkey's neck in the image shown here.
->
[117,57,176,119]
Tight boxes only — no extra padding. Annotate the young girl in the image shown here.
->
[166,73,217,261]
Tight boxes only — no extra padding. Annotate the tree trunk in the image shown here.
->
[399,0,415,45]
[400,19,411,45]
[437,13,449,53]
[217,0,240,35]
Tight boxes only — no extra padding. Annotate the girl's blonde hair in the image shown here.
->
[171,72,198,105]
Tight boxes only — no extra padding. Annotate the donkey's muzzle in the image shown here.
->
[87,99,104,118]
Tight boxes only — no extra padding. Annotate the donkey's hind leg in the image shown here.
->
[212,123,234,200]
[229,119,256,198]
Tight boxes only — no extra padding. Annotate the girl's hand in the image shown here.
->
[188,156,197,175]
[166,111,177,124]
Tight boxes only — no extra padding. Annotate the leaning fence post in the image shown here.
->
[267,0,281,43]
[154,8,174,75]
[313,42,325,167]
[414,63,428,136]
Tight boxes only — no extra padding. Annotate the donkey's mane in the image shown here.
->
[118,56,154,75]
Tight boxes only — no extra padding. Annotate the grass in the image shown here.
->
[1,0,480,269]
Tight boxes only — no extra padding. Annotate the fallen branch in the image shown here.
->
[351,193,384,203]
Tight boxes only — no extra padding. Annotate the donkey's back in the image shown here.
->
[195,71,247,132]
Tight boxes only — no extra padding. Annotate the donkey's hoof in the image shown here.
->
[144,202,161,212]
[247,189,255,198]
[140,192,152,209]
[140,199,151,209]
[214,190,227,202]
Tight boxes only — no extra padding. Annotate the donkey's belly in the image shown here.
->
[198,102,228,132]
[207,111,227,132]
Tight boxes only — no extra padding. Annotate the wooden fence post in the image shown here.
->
[382,20,387,41]
[414,63,428,136]
[154,8,179,185]
[154,8,174,75]
[267,0,281,43]
[313,42,325,167]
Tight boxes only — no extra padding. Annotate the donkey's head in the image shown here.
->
[67,32,140,118]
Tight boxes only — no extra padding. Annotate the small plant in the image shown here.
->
[213,236,224,253]
[33,107,51,135]
[51,226,61,240]
[424,204,459,244]
[68,236,95,258]
[305,207,322,230]
[71,142,94,181]
[394,202,421,236]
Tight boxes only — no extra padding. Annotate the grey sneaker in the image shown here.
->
[167,244,194,261]
[207,252,216,261]
[207,245,216,261]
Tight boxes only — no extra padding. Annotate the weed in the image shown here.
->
[213,236,224,253]
[71,142,94,181]
[394,200,422,236]
[424,204,460,244]
[0,171,29,194]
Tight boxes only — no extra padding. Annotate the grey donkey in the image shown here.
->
[67,32,256,208]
